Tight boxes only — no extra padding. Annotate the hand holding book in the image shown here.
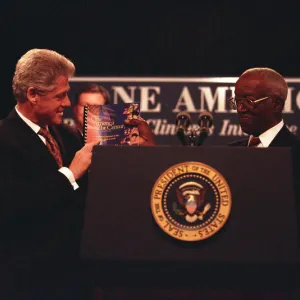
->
[124,117,156,146]
[83,103,155,146]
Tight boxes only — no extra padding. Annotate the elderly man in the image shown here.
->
[228,67,300,300]
[228,67,300,148]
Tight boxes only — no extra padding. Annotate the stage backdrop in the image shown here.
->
[65,77,300,146]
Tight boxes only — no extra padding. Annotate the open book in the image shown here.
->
[83,103,140,145]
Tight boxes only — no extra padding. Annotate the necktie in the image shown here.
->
[38,127,63,168]
[248,136,261,147]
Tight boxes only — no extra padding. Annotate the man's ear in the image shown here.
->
[26,87,38,105]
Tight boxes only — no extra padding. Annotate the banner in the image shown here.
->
[65,77,300,145]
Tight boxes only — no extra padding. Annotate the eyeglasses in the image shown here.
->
[228,96,270,110]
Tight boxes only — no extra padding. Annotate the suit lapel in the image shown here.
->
[228,138,249,147]
[229,126,295,148]
[7,109,62,169]
[269,126,294,147]
[238,139,249,147]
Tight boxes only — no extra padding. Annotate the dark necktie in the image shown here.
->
[38,127,63,168]
[248,136,261,147]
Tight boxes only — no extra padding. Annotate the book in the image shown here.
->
[83,103,140,145]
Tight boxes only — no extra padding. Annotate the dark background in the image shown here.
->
[1,1,300,119]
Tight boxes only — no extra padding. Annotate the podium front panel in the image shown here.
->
[80,146,299,264]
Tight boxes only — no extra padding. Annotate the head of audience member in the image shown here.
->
[12,48,75,127]
[231,67,288,136]
[73,84,111,133]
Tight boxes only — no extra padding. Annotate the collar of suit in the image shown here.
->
[247,120,284,147]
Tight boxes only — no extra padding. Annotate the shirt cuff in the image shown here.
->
[59,167,79,190]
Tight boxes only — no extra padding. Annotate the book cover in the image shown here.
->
[83,103,140,145]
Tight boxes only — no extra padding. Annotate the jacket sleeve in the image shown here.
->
[0,143,78,228]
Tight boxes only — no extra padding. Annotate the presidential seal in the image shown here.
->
[150,162,231,242]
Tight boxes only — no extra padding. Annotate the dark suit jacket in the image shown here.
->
[228,125,300,188]
[229,125,300,251]
[228,125,300,148]
[0,109,88,295]
[228,125,300,184]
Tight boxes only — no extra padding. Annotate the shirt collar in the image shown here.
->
[15,105,45,134]
[248,120,284,147]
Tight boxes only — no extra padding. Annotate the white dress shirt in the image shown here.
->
[247,120,284,148]
[15,106,79,190]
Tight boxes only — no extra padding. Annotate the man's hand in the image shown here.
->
[69,140,99,180]
[124,117,156,146]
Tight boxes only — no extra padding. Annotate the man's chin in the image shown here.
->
[52,115,63,125]
[240,123,253,135]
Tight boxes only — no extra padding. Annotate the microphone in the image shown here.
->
[196,110,213,146]
[175,111,191,146]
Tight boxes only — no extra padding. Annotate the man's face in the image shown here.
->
[33,75,71,126]
[234,74,275,136]
[73,93,106,131]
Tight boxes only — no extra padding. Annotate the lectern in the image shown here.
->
[80,146,300,292]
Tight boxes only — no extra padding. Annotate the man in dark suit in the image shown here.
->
[228,67,300,149]
[227,67,300,212]
[228,67,300,299]
[0,49,98,300]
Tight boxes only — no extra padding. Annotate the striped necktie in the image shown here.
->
[38,127,63,168]
[248,136,261,147]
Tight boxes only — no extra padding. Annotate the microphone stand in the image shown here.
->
[177,126,209,147]
[196,129,208,146]
[187,130,197,146]
[176,129,189,146]
[176,117,211,147]
[178,128,205,147]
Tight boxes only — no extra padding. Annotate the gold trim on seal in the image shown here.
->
[150,161,232,242]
